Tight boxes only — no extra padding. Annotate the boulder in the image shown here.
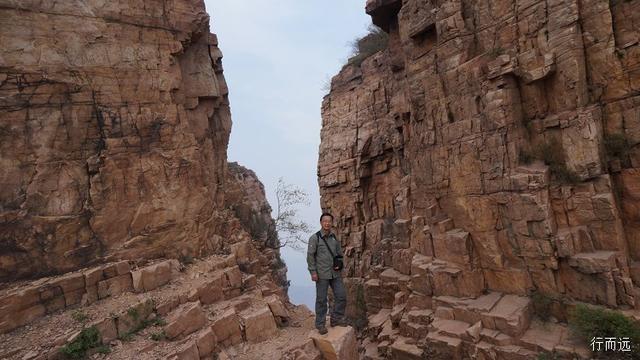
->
[196,327,217,358]
[390,336,423,360]
[131,260,178,292]
[211,308,242,346]
[164,301,207,340]
[241,306,279,343]
[310,326,358,360]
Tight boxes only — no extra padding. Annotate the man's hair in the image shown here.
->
[320,212,333,221]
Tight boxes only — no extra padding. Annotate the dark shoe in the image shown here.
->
[330,319,348,327]
[317,326,328,335]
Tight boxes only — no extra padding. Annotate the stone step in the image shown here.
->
[0,258,184,335]
[568,251,619,274]
[310,325,358,360]
[480,328,514,346]
[410,254,484,297]
[398,318,428,339]
[433,291,503,324]
[363,338,384,360]
[425,332,463,359]
[406,309,433,325]
[161,289,290,359]
[389,336,423,360]
[518,321,566,353]
[376,319,398,343]
[164,301,207,340]
[239,305,279,343]
[429,318,471,339]
[494,344,539,359]
[480,294,532,338]
[168,301,285,359]
[433,228,473,266]
[0,254,283,359]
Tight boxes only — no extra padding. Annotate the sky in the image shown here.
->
[203,1,372,307]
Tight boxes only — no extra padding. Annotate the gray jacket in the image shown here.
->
[306,230,343,280]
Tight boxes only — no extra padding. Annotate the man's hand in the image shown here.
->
[311,273,318,282]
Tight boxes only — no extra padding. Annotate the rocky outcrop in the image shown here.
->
[0,251,312,359]
[320,0,640,357]
[0,0,234,281]
[225,162,288,292]
[226,162,278,246]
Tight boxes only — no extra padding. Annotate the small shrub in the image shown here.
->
[604,133,631,159]
[71,310,88,323]
[528,139,581,184]
[118,332,134,342]
[179,254,194,265]
[519,150,534,164]
[238,261,250,273]
[118,315,165,342]
[127,307,139,320]
[569,304,640,358]
[551,164,581,184]
[151,330,166,341]
[95,345,111,354]
[151,317,167,327]
[535,138,564,167]
[270,256,286,271]
[347,25,389,67]
[537,352,559,360]
[488,46,505,59]
[59,326,103,359]
[531,291,554,321]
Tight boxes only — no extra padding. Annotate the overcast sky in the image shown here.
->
[204,1,371,307]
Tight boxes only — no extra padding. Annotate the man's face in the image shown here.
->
[321,216,332,232]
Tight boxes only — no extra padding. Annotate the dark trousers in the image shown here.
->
[315,277,346,328]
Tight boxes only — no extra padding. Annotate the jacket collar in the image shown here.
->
[320,229,333,238]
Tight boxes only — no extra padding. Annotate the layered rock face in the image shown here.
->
[225,162,288,290]
[0,0,234,280]
[320,0,640,357]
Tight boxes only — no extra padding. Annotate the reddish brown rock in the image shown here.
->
[265,295,290,327]
[194,275,225,305]
[390,336,423,360]
[480,295,532,338]
[0,0,233,281]
[211,308,242,347]
[94,317,118,344]
[164,301,207,340]
[310,326,358,360]
[195,327,217,358]
[97,274,133,299]
[319,0,640,313]
[131,260,178,293]
[241,306,279,343]
[170,341,200,360]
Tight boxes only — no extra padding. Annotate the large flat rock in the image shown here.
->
[310,326,358,360]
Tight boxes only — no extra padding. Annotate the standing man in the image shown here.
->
[307,212,347,334]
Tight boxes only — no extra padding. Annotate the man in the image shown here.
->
[306,212,347,335]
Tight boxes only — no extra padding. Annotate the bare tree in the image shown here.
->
[267,178,311,251]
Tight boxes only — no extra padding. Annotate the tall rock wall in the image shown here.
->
[319,0,640,311]
[0,0,240,281]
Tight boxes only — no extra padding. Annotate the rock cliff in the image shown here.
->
[0,0,236,281]
[0,1,327,358]
[319,0,640,358]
